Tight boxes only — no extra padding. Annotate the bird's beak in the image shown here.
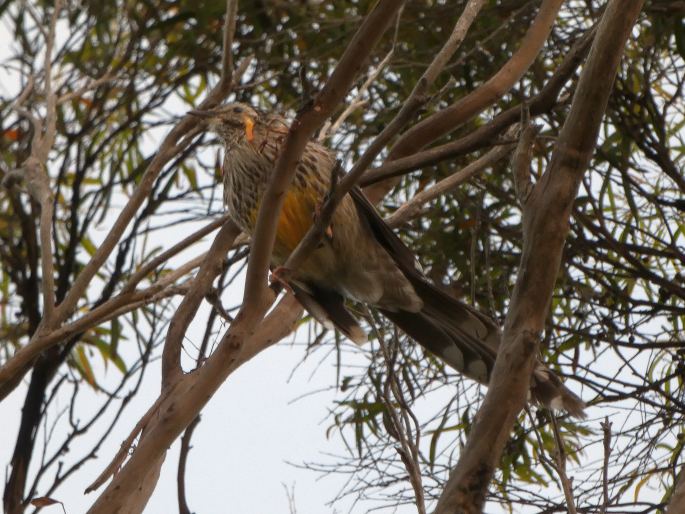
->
[188,109,215,119]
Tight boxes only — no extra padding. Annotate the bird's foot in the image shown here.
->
[269,266,294,294]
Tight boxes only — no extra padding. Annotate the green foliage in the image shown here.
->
[1,0,684,512]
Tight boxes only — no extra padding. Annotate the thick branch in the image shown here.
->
[433,1,644,512]
[242,0,405,309]
[366,0,565,203]
[0,253,207,399]
[161,220,240,388]
[359,26,595,187]
[86,294,303,514]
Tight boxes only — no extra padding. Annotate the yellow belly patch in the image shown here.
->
[250,187,318,254]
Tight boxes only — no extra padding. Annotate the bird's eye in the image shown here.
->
[233,106,243,114]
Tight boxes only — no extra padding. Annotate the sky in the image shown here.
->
[0,14,391,513]
[0,327,387,513]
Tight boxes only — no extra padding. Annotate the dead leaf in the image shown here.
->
[30,497,59,507]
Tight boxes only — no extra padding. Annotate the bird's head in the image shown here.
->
[189,102,259,146]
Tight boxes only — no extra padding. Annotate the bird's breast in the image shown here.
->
[265,186,318,258]
[223,143,328,260]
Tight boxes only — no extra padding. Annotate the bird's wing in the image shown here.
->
[348,186,500,361]
[348,186,586,416]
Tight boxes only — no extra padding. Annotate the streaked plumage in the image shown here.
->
[190,102,585,417]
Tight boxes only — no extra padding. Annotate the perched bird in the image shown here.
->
[190,102,585,417]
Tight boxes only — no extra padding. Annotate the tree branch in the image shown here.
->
[433,1,645,511]
[86,294,303,513]
[366,0,566,203]
[385,135,516,228]
[161,220,240,388]
[359,26,596,188]
[242,0,406,310]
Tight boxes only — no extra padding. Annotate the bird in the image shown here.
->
[189,102,585,417]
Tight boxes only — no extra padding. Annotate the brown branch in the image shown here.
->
[432,1,645,512]
[365,0,565,203]
[86,294,303,513]
[359,26,596,188]
[342,0,486,179]
[54,122,205,322]
[10,0,65,325]
[26,157,56,323]
[161,220,240,388]
[0,253,205,399]
[242,0,405,309]
[385,135,516,228]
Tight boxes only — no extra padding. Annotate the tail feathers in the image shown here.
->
[290,282,367,345]
[346,185,585,417]
[532,365,587,418]
[393,277,587,418]
[380,308,493,384]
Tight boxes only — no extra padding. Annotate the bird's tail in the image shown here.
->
[348,185,585,417]
[380,274,586,418]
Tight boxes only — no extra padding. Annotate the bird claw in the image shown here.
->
[269,266,294,294]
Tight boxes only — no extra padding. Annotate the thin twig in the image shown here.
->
[385,135,516,227]
[372,316,426,514]
[177,415,201,514]
[551,415,578,514]
[600,416,612,514]
[318,49,394,142]
[122,215,229,293]
[57,72,119,104]
[219,0,239,92]
[85,392,168,493]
